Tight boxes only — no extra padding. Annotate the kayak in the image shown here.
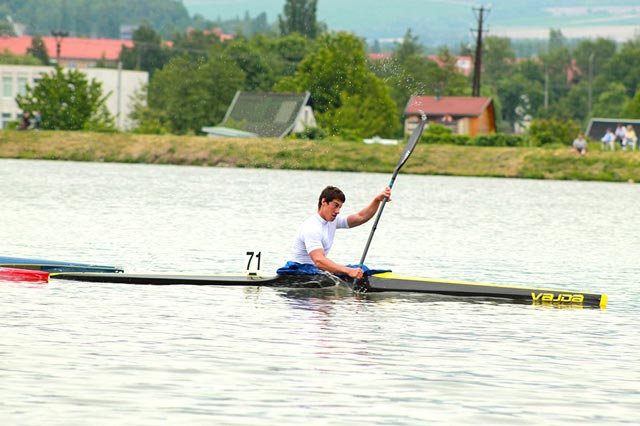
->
[0,267,49,283]
[0,256,124,273]
[50,271,607,308]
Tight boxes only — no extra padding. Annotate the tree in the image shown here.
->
[0,49,42,65]
[225,38,275,91]
[600,37,640,98]
[482,36,516,88]
[497,73,544,132]
[147,53,245,134]
[278,0,320,39]
[322,74,399,138]
[591,82,628,119]
[16,67,114,131]
[395,29,423,63]
[0,20,15,36]
[275,32,398,137]
[119,23,170,75]
[26,34,50,65]
[539,29,573,108]
[572,38,617,83]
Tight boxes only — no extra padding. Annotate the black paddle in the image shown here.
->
[357,113,427,272]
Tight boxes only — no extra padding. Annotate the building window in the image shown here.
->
[3,76,13,98]
[2,112,11,129]
[17,76,28,96]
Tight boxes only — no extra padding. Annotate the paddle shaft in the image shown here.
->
[357,176,397,266]
[357,115,427,268]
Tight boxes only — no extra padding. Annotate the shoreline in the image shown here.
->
[1,130,639,183]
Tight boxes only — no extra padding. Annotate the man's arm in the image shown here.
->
[347,187,391,228]
[309,248,363,279]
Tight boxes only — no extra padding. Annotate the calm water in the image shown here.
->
[1,159,639,425]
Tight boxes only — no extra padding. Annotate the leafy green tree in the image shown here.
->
[395,29,423,63]
[527,117,580,146]
[558,82,590,124]
[26,34,50,65]
[0,20,15,36]
[171,28,222,55]
[278,0,321,39]
[600,37,640,98]
[497,73,543,132]
[16,67,114,131]
[271,33,313,78]
[376,44,469,121]
[482,36,516,89]
[120,23,170,75]
[591,82,628,119]
[539,29,573,107]
[148,53,245,134]
[623,86,640,119]
[225,38,275,91]
[0,49,43,65]
[572,38,617,83]
[322,75,399,138]
[275,32,398,137]
[128,84,169,134]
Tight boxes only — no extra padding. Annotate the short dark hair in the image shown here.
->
[318,186,345,209]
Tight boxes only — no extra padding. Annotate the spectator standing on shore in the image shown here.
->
[30,111,42,130]
[623,125,637,151]
[19,112,30,130]
[615,123,626,149]
[601,128,615,151]
[573,133,588,156]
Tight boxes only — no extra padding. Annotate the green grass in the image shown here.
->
[1,130,639,183]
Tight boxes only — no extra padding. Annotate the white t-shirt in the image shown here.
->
[290,213,350,265]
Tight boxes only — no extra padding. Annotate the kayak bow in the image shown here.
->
[0,267,49,283]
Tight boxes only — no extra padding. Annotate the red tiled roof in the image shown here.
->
[367,52,392,61]
[405,96,493,117]
[0,35,133,60]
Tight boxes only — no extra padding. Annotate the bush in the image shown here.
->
[528,118,581,146]
[471,133,526,147]
[421,133,470,146]
[424,122,453,136]
[294,126,327,140]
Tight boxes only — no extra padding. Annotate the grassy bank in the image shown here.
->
[1,130,639,182]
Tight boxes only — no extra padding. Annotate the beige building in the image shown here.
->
[0,64,148,130]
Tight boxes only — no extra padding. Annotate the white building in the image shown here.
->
[0,65,148,130]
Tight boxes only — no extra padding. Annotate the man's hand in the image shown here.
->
[346,267,364,279]
[375,186,392,202]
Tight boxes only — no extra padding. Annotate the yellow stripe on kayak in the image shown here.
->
[371,271,604,297]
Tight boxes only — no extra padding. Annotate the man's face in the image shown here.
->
[319,198,343,222]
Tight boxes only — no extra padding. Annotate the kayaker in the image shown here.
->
[289,185,391,279]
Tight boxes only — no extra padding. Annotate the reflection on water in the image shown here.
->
[1,159,639,425]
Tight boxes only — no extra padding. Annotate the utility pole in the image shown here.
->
[471,5,490,97]
[50,29,69,65]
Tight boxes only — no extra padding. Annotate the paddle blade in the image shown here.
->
[395,114,427,173]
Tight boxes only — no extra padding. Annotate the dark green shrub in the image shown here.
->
[528,118,581,146]
[471,133,525,147]
[294,126,327,140]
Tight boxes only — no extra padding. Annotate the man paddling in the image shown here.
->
[289,185,391,280]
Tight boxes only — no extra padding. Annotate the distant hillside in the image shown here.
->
[184,0,640,45]
[2,0,192,38]
[5,0,639,46]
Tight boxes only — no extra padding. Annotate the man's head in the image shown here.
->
[317,186,346,221]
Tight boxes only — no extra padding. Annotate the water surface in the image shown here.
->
[1,159,638,424]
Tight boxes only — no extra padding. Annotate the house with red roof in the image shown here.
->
[0,35,134,68]
[405,96,496,137]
